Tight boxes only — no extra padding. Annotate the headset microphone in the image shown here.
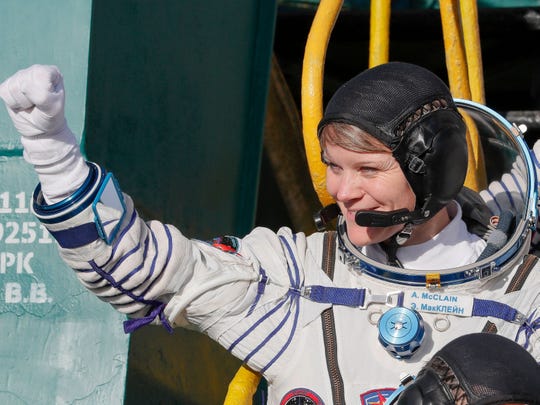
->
[315,205,427,229]
[355,209,416,227]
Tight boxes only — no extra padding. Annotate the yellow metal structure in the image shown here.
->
[223,364,262,405]
[368,0,391,67]
[440,0,487,191]
[460,1,485,104]
[301,0,344,207]
[440,0,471,99]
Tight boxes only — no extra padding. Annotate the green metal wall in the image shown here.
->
[0,0,277,404]
[85,0,276,239]
[0,1,129,404]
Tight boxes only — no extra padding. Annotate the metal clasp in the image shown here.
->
[361,291,403,309]
[300,286,311,297]
[512,311,527,325]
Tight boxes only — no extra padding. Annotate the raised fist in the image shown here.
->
[0,64,89,204]
[0,64,67,137]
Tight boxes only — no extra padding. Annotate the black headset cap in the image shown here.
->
[318,62,468,222]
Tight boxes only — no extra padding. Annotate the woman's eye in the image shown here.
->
[324,160,338,169]
[326,163,343,175]
[360,166,378,174]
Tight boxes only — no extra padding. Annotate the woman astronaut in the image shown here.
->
[0,62,539,404]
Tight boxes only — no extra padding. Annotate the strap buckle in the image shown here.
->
[361,291,403,309]
[512,311,528,325]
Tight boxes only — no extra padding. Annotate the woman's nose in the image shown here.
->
[335,172,364,202]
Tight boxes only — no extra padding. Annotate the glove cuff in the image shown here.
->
[32,162,127,249]
[38,155,91,204]
[19,124,89,204]
[21,122,77,165]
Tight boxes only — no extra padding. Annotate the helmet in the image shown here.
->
[318,62,468,226]
[336,99,538,286]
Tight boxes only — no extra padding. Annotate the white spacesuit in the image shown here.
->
[1,63,539,405]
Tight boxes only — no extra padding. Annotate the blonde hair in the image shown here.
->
[319,122,391,154]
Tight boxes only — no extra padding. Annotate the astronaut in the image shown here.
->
[1,62,539,405]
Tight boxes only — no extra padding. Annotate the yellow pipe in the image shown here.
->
[368,0,391,68]
[439,0,471,100]
[459,0,487,190]
[460,0,485,104]
[440,0,486,191]
[460,111,487,191]
[223,364,261,405]
[301,0,344,207]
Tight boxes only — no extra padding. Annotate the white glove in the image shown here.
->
[0,65,89,204]
[0,64,67,138]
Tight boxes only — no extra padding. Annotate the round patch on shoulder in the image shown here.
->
[208,235,240,253]
[280,388,324,405]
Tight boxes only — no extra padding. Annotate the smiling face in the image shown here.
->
[321,124,416,247]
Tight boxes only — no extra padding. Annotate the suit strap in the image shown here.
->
[482,254,538,333]
[320,231,345,404]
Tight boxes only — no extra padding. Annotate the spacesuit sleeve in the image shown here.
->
[31,161,268,333]
[32,167,322,373]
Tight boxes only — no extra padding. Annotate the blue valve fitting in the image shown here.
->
[378,307,425,359]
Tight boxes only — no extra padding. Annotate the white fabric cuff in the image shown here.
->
[21,125,89,204]
[21,122,77,165]
[37,155,90,204]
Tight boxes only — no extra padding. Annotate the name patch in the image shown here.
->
[404,291,474,316]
